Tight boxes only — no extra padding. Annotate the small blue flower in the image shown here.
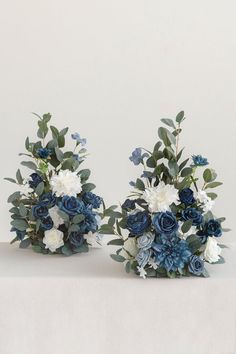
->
[136,249,151,268]
[152,211,179,236]
[121,199,136,211]
[126,211,151,236]
[40,193,57,207]
[29,173,43,188]
[129,148,143,165]
[188,255,204,276]
[182,208,203,226]
[204,219,222,237]
[59,196,84,217]
[69,232,85,248]
[192,155,209,166]
[71,133,87,146]
[152,235,192,272]
[40,215,53,230]
[179,188,195,205]
[82,192,103,209]
[37,148,51,159]
[32,204,48,219]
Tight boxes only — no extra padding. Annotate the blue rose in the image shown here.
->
[137,232,155,250]
[182,208,203,226]
[204,219,222,237]
[129,148,143,165]
[192,155,208,166]
[136,249,151,268]
[179,188,195,205]
[69,232,85,248]
[40,193,56,207]
[122,199,136,211]
[152,211,179,236]
[82,192,103,209]
[37,148,51,159]
[188,255,204,276]
[59,196,84,216]
[79,207,98,234]
[32,204,48,219]
[29,173,43,188]
[126,211,151,236]
[40,215,53,230]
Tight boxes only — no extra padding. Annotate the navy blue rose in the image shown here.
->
[188,255,204,276]
[37,148,51,159]
[29,173,43,188]
[59,196,84,217]
[152,211,179,236]
[126,211,151,236]
[40,193,56,207]
[40,215,53,230]
[79,207,98,233]
[204,219,222,237]
[32,204,48,219]
[122,199,136,211]
[69,232,85,248]
[192,155,208,166]
[182,208,203,226]
[179,188,195,205]
[82,192,103,209]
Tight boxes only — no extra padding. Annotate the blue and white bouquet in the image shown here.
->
[106,111,229,278]
[5,113,109,256]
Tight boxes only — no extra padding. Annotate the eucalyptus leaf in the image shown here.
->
[11,219,28,231]
[176,111,185,123]
[107,238,124,246]
[55,147,64,162]
[19,203,28,217]
[73,214,85,224]
[19,238,31,249]
[8,191,21,203]
[4,178,17,184]
[161,118,176,129]
[205,181,223,189]
[21,161,38,171]
[16,169,23,184]
[82,183,96,192]
[35,182,44,196]
[110,254,126,262]
[181,167,192,177]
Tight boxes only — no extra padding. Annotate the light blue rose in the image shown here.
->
[136,249,151,267]
[137,232,155,250]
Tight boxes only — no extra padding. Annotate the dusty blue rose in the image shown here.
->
[136,249,151,268]
[137,232,155,250]
[32,204,48,219]
[59,196,84,217]
[188,255,204,276]
[204,219,222,237]
[82,192,103,209]
[40,193,56,207]
[126,211,151,236]
[182,208,203,226]
[152,212,179,236]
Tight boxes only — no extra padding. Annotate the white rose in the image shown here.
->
[120,237,138,259]
[203,237,221,263]
[48,206,64,228]
[43,228,64,253]
[50,170,82,197]
[143,181,179,213]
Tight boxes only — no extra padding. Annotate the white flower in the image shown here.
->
[195,190,215,213]
[148,257,158,270]
[43,228,64,253]
[137,266,147,279]
[50,170,82,197]
[178,222,197,240]
[143,182,179,213]
[84,231,103,247]
[18,179,33,197]
[203,237,221,263]
[120,237,138,259]
[48,206,64,228]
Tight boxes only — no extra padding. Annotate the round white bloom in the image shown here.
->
[143,181,179,213]
[19,179,33,197]
[84,231,102,247]
[43,228,64,253]
[203,237,221,263]
[195,190,215,213]
[120,237,138,259]
[178,222,197,240]
[48,206,64,228]
[50,170,82,197]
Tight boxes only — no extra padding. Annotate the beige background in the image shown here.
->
[0,0,235,242]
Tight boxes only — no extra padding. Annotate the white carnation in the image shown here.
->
[143,181,179,213]
[50,170,82,197]
[48,206,64,228]
[43,228,64,253]
[203,237,221,263]
[195,190,215,213]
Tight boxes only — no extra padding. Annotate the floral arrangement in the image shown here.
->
[106,111,229,278]
[5,113,110,256]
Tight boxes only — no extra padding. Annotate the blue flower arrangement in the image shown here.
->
[106,111,229,278]
[5,113,110,256]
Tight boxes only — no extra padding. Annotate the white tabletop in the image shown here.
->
[0,241,236,354]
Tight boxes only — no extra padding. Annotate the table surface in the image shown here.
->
[0,241,236,354]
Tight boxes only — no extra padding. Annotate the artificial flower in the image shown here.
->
[203,237,221,263]
[43,228,64,252]
[152,211,179,236]
[48,205,64,228]
[50,170,82,197]
[143,182,179,213]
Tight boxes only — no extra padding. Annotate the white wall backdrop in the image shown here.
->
[0,0,235,241]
